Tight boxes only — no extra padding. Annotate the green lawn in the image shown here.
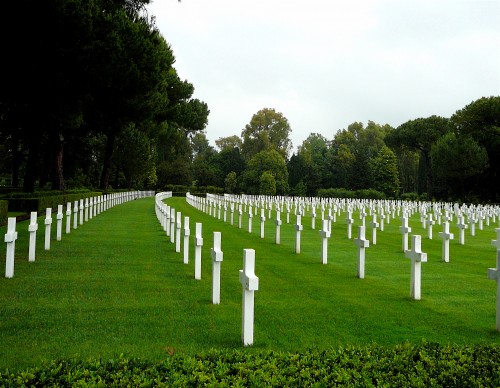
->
[0,196,499,371]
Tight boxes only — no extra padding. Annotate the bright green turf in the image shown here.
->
[0,196,498,370]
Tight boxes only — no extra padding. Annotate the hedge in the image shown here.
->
[1,343,499,386]
[0,200,7,225]
[4,191,103,213]
[317,188,386,200]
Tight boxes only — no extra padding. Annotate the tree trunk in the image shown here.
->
[23,135,41,193]
[10,132,20,187]
[99,133,115,190]
[51,132,65,191]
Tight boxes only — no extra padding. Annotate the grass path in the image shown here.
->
[0,196,499,371]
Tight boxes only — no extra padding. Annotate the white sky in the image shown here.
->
[147,0,500,152]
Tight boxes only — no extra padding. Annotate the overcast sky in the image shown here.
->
[147,0,500,152]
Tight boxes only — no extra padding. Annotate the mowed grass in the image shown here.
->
[0,196,499,371]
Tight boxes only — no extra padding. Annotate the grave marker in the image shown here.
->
[65,203,71,234]
[354,225,369,279]
[295,214,303,254]
[175,212,182,253]
[346,210,354,239]
[4,218,18,278]
[492,228,500,251]
[79,199,84,225]
[370,214,379,245]
[260,208,266,238]
[28,212,38,262]
[405,235,427,300]
[400,215,412,252]
[194,223,203,280]
[211,232,223,305]
[170,208,176,244]
[183,216,190,264]
[438,222,454,262]
[239,248,259,346]
[426,214,435,240]
[275,210,282,244]
[319,219,330,264]
[456,215,467,245]
[73,201,79,230]
[56,205,63,241]
[44,208,52,250]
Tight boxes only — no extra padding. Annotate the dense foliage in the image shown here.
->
[0,0,208,192]
[1,343,499,386]
[0,2,498,202]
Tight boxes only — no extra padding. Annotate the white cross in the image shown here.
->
[183,216,190,264]
[44,208,52,251]
[370,214,379,245]
[354,226,370,279]
[239,248,259,346]
[194,223,203,280]
[405,235,427,300]
[65,202,72,235]
[438,222,454,262]
[28,211,38,262]
[4,217,18,278]
[346,210,354,239]
[165,205,171,237]
[56,204,64,242]
[426,214,435,240]
[248,206,253,233]
[275,210,282,245]
[211,232,224,305]
[400,215,412,252]
[170,208,176,244]
[260,208,266,239]
[73,201,79,230]
[492,228,500,251]
[456,215,467,245]
[295,214,303,254]
[319,219,331,265]
[311,207,317,230]
[175,212,182,253]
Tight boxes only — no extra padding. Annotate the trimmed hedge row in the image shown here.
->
[317,188,387,200]
[4,192,103,213]
[0,200,7,225]
[1,343,499,386]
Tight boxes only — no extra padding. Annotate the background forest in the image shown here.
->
[0,0,499,203]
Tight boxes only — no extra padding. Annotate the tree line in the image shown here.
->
[0,2,498,202]
[0,0,208,192]
[188,99,499,203]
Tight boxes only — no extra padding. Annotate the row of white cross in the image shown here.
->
[155,193,259,346]
[4,191,155,278]
[183,192,500,330]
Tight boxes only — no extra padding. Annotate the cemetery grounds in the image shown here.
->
[0,195,499,372]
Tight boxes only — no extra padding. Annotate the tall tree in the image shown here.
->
[241,150,288,195]
[241,108,292,161]
[370,145,400,197]
[450,96,500,201]
[215,135,243,151]
[431,132,488,200]
[385,116,449,199]
[296,133,329,196]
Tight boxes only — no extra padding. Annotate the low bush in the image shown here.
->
[1,343,499,386]
[0,200,7,225]
[4,191,103,213]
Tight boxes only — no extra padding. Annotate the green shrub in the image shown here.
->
[317,188,355,199]
[1,343,499,386]
[354,189,386,200]
[0,200,7,225]
[5,191,102,213]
